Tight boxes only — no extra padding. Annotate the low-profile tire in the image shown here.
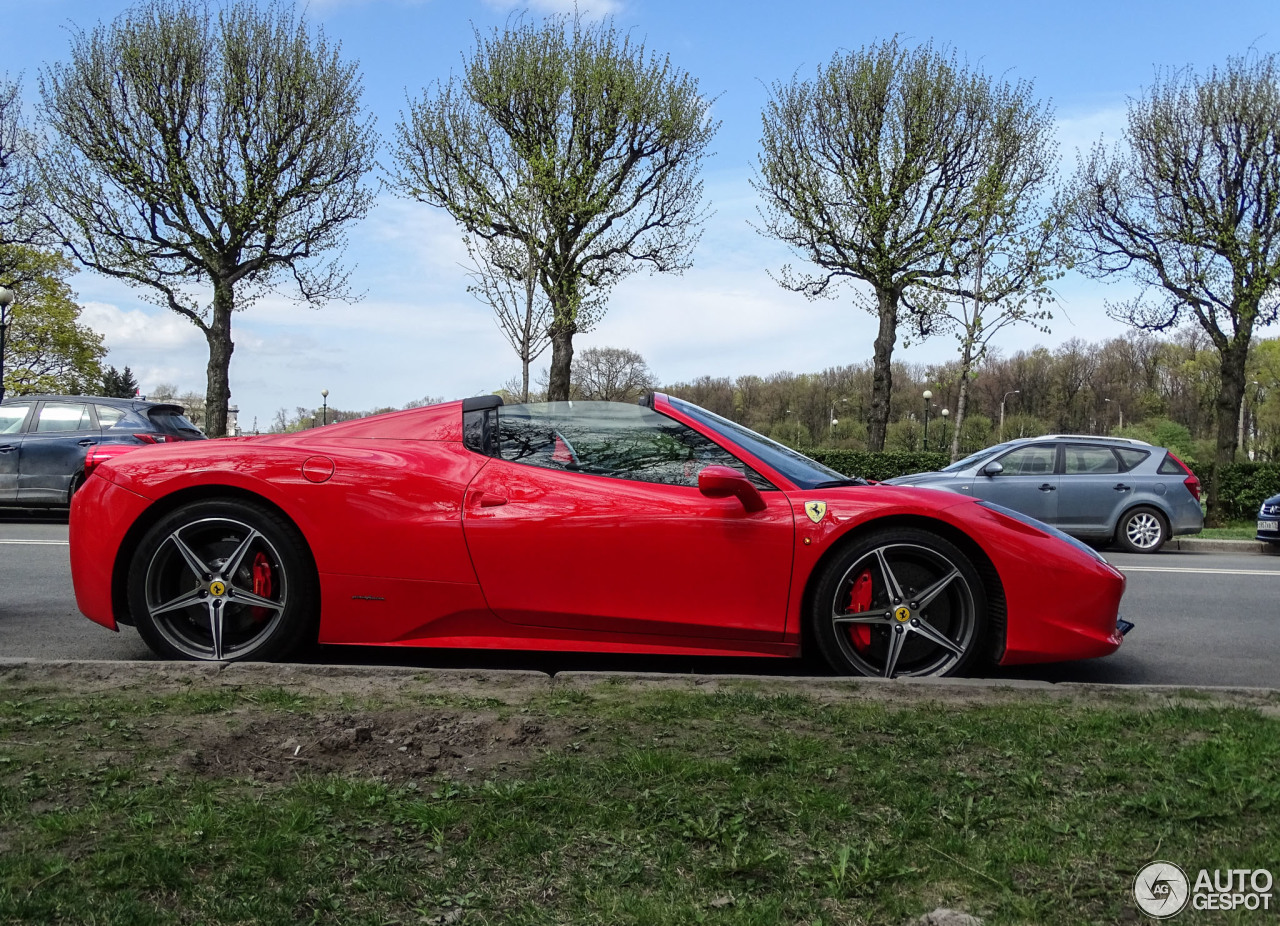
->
[1114,506,1168,554]
[812,528,987,678]
[127,498,318,662]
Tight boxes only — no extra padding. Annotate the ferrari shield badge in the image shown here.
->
[804,501,827,524]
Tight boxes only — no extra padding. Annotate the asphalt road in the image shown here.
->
[3,512,1278,687]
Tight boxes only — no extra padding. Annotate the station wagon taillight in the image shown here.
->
[1166,452,1200,502]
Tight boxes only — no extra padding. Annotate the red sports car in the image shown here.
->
[69,394,1129,677]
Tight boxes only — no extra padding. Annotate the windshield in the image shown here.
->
[666,396,847,489]
[942,441,1018,472]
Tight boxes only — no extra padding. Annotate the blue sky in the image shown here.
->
[0,0,1276,428]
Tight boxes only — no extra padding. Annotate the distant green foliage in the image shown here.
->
[808,449,950,481]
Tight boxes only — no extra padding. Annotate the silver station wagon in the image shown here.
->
[886,435,1204,553]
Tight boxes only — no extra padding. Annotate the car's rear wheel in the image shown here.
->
[127,499,317,662]
[1115,506,1168,554]
[812,528,987,678]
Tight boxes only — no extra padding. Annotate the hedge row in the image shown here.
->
[807,449,949,482]
[1196,462,1280,521]
[805,448,1280,520]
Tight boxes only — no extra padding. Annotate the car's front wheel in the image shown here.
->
[1115,506,1168,554]
[811,528,987,678]
[127,499,318,662]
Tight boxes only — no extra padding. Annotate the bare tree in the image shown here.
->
[38,0,377,435]
[755,38,1054,450]
[1065,52,1280,520]
[572,346,656,401]
[393,14,717,401]
[905,91,1066,460]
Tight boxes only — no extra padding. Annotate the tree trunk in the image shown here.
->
[546,325,574,402]
[952,339,975,462]
[204,281,234,438]
[866,286,899,452]
[1207,341,1248,525]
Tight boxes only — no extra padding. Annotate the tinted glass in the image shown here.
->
[498,402,761,488]
[1115,448,1150,472]
[147,408,203,436]
[1063,445,1120,475]
[666,396,842,488]
[35,403,93,432]
[997,445,1056,475]
[1158,454,1187,475]
[0,403,31,435]
[95,405,126,427]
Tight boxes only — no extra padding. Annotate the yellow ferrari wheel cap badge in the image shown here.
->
[209,580,226,597]
[894,606,911,623]
[804,501,827,524]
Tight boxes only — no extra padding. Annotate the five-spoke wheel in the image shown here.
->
[127,500,317,662]
[1115,506,1168,554]
[812,529,987,678]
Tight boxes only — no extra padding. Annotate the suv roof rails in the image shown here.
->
[1035,434,1152,446]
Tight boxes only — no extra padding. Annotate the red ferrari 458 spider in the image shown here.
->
[69,393,1129,677]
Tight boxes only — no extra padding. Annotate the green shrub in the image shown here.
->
[1199,462,1280,520]
[808,449,949,481]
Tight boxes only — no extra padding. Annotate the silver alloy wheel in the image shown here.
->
[830,542,978,678]
[1123,511,1164,551]
[142,516,288,661]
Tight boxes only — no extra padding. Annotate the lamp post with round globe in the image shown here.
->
[321,389,329,426]
[940,407,950,456]
[922,389,933,450]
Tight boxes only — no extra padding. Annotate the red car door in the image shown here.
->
[461,403,795,642]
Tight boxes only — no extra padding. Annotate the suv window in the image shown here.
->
[996,444,1057,476]
[95,405,126,428]
[34,403,94,432]
[1158,453,1188,475]
[498,402,766,488]
[146,408,202,436]
[1115,447,1150,472]
[1063,445,1120,475]
[0,403,31,435]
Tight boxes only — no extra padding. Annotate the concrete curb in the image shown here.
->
[2,657,1277,695]
[1166,537,1279,554]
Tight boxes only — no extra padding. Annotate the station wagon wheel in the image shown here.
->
[127,499,317,662]
[812,528,987,678]
[1115,506,1168,554]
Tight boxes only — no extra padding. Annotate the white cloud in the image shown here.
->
[80,302,205,352]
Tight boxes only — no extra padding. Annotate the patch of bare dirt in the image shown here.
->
[170,708,567,783]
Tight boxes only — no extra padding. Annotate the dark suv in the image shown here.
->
[886,434,1204,553]
[0,395,205,507]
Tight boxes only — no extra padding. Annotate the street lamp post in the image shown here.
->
[321,389,329,426]
[922,390,932,450]
[0,287,13,404]
[999,390,1020,442]
[940,408,949,455]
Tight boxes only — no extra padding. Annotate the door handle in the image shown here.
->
[478,492,507,508]
[1114,483,1131,491]
[77,438,97,447]
[0,444,12,453]
[1038,483,1056,492]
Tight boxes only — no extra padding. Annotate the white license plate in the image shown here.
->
[1260,520,1279,532]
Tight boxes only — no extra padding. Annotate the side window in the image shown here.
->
[498,402,770,488]
[34,403,94,432]
[1158,454,1187,475]
[996,445,1056,476]
[1063,445,1120,475]
[95,405,126,428]
[1115,448,1150,472]
[0,403,32,435]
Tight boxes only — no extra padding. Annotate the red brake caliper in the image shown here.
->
[251,552,273,622]
[846,570,873,651]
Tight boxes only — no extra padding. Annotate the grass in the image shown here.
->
[1194,521,1263,540]
[1,681,1278,925]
